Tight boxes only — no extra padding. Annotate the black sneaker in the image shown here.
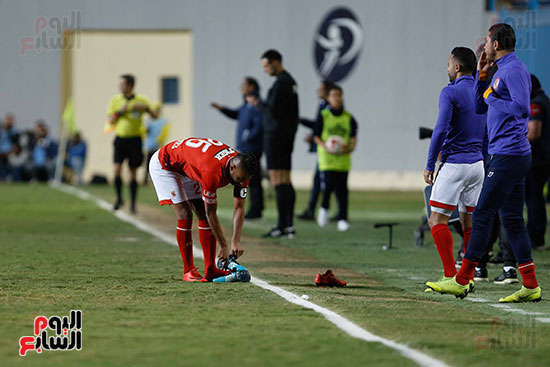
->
[284,226,296,238]
[113,199,124,211]
[262,226,295,239]
[474,267,488,282]
[297,210,315,221]
[493,268,519,284]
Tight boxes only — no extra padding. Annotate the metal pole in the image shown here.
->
[53,122,69,184]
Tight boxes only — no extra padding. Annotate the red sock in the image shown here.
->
[177,219,194,273]
[431,224,456,277]
[198,219,230,280]
[463,227,472,253]
[518,262,539,289]
[198,220,216,274]
[456,258,477,285]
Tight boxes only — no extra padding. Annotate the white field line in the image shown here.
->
[53,183,449,367]
[465,297,491,303]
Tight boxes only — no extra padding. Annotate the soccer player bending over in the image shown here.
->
[423,47,486,289]
[427,24,542,302]
[149,137,257,282]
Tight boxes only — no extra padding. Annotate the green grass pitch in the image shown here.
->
[1,183,549,367]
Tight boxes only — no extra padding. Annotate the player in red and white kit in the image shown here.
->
[149,137,258,282]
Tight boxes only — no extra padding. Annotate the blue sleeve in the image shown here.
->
[246,109,263,144]
[426,87,453,171]
[485,70,531,119]
[474,71,490,115]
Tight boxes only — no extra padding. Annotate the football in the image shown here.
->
[325,135,347,154]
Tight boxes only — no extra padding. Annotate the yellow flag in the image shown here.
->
[62,97,77,134]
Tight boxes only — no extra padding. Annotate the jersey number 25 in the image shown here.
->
[184,138,223,153]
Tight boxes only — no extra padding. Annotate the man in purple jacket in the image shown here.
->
[427,24,542,303]
[423,47,486,284]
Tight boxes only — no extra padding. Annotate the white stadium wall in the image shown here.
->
[0,0,490,189]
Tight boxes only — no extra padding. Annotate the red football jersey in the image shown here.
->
[158,137,247,204]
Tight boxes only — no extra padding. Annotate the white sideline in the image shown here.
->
[53,183,449,367]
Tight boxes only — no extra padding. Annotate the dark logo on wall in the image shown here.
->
[314,7,364,82]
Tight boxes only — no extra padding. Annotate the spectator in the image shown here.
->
[67,132,87,185]
[298,80,333,221]
[0,113,20,180]
[143,103,168,185]
[32,120,57,182]
[211,76,264,219]
[7,143,28,181]
[247,49,299,238]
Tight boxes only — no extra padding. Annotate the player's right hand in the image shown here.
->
[477,52,494,73]
[210,102,222,110]
[424,169,434,185]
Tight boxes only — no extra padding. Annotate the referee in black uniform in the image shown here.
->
[247,49,299,238]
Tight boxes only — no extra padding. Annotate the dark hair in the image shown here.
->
[322,80,335,90]
[261,49,282,62]
[121,74,136,87]
[237,152,259,176]
[531,74,541,91]
[488,23,516,51]
[327,84,343,94]
[245,76,259,91]
[450,47,477,75]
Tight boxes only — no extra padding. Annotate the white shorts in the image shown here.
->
[429,160,484,216]
[149,150,202,205]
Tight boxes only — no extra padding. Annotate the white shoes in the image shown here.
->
[317,208,329,227]
[318,209,350,231]
[337,219,350,232]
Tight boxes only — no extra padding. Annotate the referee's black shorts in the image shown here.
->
[113,136,144,168]
[264,134,294,170]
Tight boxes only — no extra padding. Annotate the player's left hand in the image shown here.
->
[217,245,230,264]
[423,169,434,185]
[231,241,244,258]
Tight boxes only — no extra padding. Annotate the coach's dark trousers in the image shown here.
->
[465,155,533,265]
[246,151,264,217]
